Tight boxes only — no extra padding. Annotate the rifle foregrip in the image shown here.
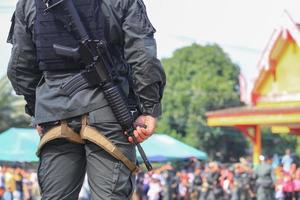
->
[103,84,133,128]
[103,83,153,171]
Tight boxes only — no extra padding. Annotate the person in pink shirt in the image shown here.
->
[282,172,294,200]
[293,169,300,200]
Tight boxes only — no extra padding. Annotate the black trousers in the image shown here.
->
[38,113,136,200]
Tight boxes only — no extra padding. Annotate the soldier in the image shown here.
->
[254,155,276,200]
[200,162,222,200]
[190,168,202,200]
[7,0,166,199]
[231,163,255,200]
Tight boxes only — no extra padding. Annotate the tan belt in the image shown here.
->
[37,116,139,174]
[37,121,84,155]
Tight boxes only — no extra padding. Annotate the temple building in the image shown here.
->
[206,12,300,164]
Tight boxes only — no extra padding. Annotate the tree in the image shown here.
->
[157,43,246,161]
[262,128,300,164]
[0,76,30,132]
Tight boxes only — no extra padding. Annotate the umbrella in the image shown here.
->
[0,128,39,162]
[0,128,208,163]
[138,134,207,162]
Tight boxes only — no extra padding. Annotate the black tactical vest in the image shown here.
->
[34,0,105,71]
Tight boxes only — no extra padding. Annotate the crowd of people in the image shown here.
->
[133,150,300,200]
[0,165,91,200]
[0,166,40,200]
[0,150,299,200]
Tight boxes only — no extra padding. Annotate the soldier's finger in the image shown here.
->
[129,131,145,143]
[136,126,147,139]
[145,120,156,134]
[136,129,147,142]
[36,125,44,137]
[135,136,143,143]
[133,130,143,143]
[140,127,150,135]
[140,128,151,141]
[128,136,134,143]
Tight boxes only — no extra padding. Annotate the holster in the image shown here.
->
[37,115,139,174]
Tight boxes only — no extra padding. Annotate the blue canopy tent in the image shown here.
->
[138,134,207,162]
[0,128,39,162]
[0,128,207,163]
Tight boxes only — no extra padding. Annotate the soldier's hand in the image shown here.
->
[128,115,157,143]
[36,125,44,137]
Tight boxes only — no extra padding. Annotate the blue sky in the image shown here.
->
[1,0,300,95]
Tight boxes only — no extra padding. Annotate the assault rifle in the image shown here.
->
[44,0,152,171]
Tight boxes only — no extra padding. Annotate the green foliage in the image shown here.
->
[157,43,246,161]
[262,128,299,156]
[0,76,30,132]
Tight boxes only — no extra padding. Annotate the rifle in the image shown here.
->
[44,0,153,171]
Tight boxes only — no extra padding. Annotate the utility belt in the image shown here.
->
[37,115,139,174]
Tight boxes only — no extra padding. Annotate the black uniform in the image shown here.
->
[7,0,166,199]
